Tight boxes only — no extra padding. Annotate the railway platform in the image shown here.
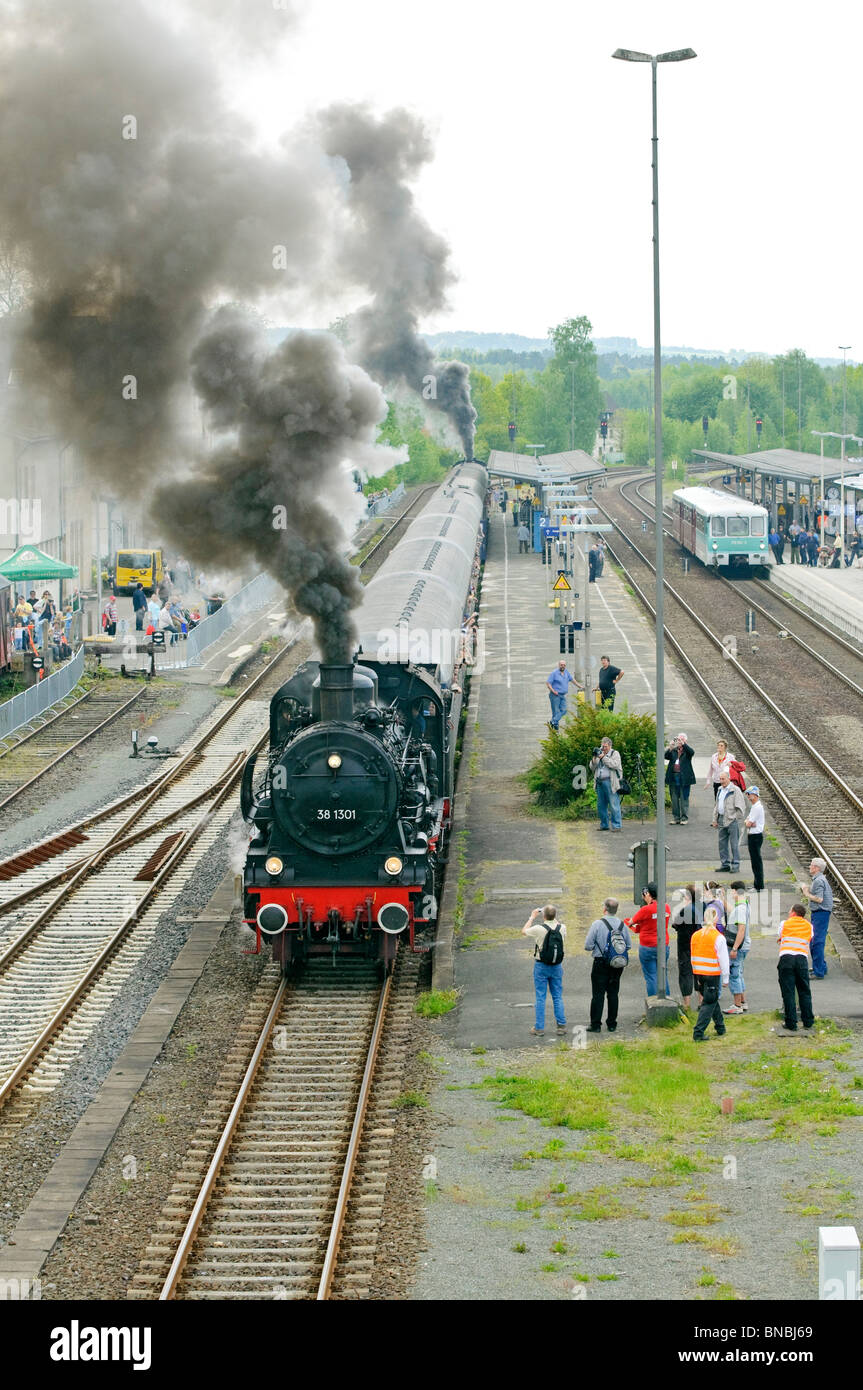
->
[768,560,863,645]
[434,507,863,1048]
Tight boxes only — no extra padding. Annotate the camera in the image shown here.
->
[593,747,603,757]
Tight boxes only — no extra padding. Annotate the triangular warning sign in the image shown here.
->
[552,573,571,591]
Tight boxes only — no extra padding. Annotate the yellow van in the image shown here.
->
[114,549,165,596]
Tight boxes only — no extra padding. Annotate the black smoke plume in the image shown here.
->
[321,104,476,457]
[161,310,381,663]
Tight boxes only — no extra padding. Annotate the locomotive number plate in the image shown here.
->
[316,808,358,819]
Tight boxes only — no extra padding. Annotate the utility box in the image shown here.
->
[819,1226,860,1300]
[628,839,670,904]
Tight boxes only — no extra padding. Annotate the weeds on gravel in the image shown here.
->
[415,989,459,1018]
[484,1072,610,1131]
[732,1052,863,1137]
[393,1090,429,1108]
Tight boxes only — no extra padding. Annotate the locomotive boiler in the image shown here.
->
[241,461,488,973]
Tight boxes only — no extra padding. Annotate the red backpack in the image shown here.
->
[729,759,746,791]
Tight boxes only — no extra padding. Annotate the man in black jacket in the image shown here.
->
[131,582,148,632]
[665,732,696,824]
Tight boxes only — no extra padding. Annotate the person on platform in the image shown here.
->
[595,541,605,578]
[723,881,751,1015]
[777,904,815,1033]
[704,739,733,800]
[584,898,631,1033]
[102,595,118,638]
[546,659,583,732]
[744,785,765,891]
[665,732,696,824]
[597,654,623,710]
[522,904,567,1037]
[798,858,833,979]
[588,542,600,583]
[768,526,783,564]
[711,769,747,872]
[671,884,702,1010]
[132,582,148,632]
[590,736,623,832]
[625,881,671,997]
[690,907,730,1041]
[517,521,531,554]
[806,530,820,566]
[789,521,801,563]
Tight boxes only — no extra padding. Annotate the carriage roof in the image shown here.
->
[673,487,768,518]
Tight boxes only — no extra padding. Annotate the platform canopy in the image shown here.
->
[487,449,605,486]
[0,544,79,581]
[692,447,847,486]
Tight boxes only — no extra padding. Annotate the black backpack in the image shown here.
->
[537,922,565,965]
[600,916,629,970]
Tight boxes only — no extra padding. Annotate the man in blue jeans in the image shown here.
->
[799,857,833,978]
[590,737,623,831]
[522,905,567,1036]
[546,660,583,732]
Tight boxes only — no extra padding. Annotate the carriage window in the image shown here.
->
[750,517,766,536]
[727,517,749,537]
[711,518,726,536]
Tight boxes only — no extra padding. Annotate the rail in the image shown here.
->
[0,645,85,744]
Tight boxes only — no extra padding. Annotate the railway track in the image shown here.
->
[627,474,863,687]
[0,683,148,814]
[0,485,434,1113]
[598,479,863,958]
[130,949,417,1301]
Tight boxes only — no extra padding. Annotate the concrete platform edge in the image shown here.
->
[432,670,483,995]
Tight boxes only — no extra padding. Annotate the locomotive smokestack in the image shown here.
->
[319,663,355,722]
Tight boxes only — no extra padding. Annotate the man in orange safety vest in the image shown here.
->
[690,908,730,1042]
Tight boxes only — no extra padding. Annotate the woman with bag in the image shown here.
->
[665,732,695,824]
[704,739,733,800]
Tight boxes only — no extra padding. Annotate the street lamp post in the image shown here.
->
[840,348,851,540]
[613,45,696,1005]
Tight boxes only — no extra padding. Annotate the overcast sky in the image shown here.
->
[225,0,861,361]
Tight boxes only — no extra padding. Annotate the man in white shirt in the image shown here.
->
[744,786,765,890]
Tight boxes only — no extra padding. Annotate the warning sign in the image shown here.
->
[552,573,571,592]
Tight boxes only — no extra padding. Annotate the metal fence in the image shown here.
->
[156,572,284,671]
[0,644,85,744]
[365,482,405,519]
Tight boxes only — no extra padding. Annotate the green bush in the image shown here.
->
[526,702,656,809]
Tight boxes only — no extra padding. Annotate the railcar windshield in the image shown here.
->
[727,518,749,537]
[750,517,766,536]
[711,518,726,536]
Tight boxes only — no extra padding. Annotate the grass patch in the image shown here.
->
[697,1269,716,1287]
[415,989,459,1018]
[484,1071,610,1131]
[393,1090,429,1109]
[663,1205,721,1227]
[512,1242,527,1253]
[733,1051,863,1137]
[555,1186,643,1222]
[596,1273,618,1282]
[603,1249,620,1259]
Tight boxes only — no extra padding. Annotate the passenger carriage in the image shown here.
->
[672,487,770,569]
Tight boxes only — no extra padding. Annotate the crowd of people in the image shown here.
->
[768,521,863,568]
[11,588,78,664]
[523,857,831,1040]
[103,584,203,645]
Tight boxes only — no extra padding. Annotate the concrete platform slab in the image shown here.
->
[768,561,863,644]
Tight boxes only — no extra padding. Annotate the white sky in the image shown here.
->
[225,0,862,361]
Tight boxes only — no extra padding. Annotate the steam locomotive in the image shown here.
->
[241,461,488,972]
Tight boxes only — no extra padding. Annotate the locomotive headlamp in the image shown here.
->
[327,753,342,769]
[265,856,284,876]
[384,855,403,876]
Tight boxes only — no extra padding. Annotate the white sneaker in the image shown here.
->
[722,1004,744,1015]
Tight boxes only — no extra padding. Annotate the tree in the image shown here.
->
[0,240,31,315]
[663,369,723,423]
[547,316,602,452]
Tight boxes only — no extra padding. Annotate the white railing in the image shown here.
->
[0,644,85,744]
[155,573,283,670]
[365,482,405,519]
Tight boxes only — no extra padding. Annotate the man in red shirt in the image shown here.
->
[625,881,671,998]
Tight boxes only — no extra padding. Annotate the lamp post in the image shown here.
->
[613,44,696,1004]
[839,348,851,540]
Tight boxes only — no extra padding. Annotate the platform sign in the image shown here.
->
[552,573,571,592]
[722,475,732,485]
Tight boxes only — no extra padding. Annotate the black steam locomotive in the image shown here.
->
[241,461,488,972]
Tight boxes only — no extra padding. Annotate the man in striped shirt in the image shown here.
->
[777,905,814,1034]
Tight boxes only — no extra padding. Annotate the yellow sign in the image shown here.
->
[552,574,571,592]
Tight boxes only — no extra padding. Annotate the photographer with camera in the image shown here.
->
[590,736,623,831]
[664,731,695,825]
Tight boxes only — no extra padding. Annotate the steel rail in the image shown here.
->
[0,748,252,1110]
[316,973,392,1300]
[0,686,147,815]
[0,685,93,756]
[158,978,289,1300]
[595,503,863,926]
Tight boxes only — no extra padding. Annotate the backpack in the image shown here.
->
[600,916,629,970]
[728,759,746,791]
[537,922,565,965]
